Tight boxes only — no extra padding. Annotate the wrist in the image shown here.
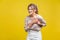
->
[37,23,43,27]
[28,22,33,27]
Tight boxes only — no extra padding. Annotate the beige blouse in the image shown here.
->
[24,14,46,32]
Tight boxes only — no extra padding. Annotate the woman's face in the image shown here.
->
[28,6,36,15]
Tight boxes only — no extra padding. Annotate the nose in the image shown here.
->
[29,9,33,13]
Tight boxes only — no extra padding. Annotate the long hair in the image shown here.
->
[28,3,38,14]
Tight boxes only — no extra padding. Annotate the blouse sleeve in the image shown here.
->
[37,15,46,27]
[24,17,29,32]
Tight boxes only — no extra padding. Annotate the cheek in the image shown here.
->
[34,10,36,12]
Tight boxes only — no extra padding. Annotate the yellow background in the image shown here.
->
[0,0,60,40]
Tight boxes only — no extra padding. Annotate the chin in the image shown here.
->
[29,14,33,16]
[29,13,33,15]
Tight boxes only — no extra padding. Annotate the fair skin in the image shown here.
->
[28,6,41,29]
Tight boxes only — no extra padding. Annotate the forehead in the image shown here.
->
[29,6,35,9]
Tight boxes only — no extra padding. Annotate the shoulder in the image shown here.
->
[24,16,30,21]
[36,14,43,19]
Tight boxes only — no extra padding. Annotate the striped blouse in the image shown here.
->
[24,14,46,32]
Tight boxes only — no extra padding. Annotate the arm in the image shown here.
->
[37,15,46,27]
[24,17,34,32]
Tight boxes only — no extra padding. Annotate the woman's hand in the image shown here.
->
[28,18,41,28]
[28,18,39,28]
[32,18,41,24]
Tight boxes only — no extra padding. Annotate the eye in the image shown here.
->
[28,9,33,10]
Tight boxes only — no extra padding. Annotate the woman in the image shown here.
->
[24,3,46,40]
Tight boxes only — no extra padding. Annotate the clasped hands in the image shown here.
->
[31,18,41,24]
[28,18,41,28]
